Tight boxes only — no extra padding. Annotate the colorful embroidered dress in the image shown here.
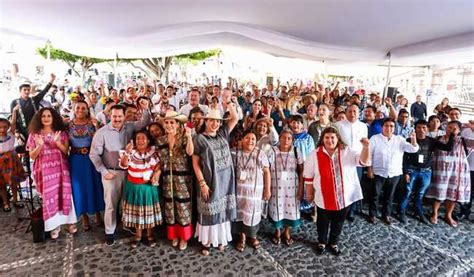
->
[156,135,194,241]
[425,136,471,203]
[193,126,236,247]
[268,146,302,229]
[27,131,77,231]
[121,147,162,229]
[68,122,104,217]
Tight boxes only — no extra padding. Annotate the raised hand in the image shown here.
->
[185,126,192,138]
[125,141,134,154]
[34,135,45,147]
[53,131,62,144]
[360,138,370,148]
[50,73,56,83]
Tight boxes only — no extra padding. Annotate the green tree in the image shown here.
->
[37,45,110,81]
[125,49,221,81]
[38,44,220,82]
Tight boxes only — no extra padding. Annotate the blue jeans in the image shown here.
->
[400,169,432,215]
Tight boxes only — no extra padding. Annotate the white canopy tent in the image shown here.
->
[1,0,473,66]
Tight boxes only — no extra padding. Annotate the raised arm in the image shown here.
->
[226,102,239,133]
[33,73,56,104]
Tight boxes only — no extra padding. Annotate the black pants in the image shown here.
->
[369,175,401,218]
[316,207,349,245]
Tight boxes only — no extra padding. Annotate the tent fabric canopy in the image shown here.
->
[1,0,473,66]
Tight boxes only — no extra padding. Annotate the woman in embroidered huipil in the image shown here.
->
[304,127,370,256]
[268,130,304,246]
[425,121,472,227]
[27,108,77,239]
[192,107,239,256]
[156,111,194,251]
[232,130,270,252]
[68,100,104,231]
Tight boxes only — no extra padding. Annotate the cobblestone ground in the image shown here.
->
[0,207,472,276]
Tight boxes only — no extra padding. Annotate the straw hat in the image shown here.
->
[203,109,227,120]
[159,110,188,123]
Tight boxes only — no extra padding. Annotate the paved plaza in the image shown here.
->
[0,206,473,276]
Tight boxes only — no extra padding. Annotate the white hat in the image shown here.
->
[159,110,188,123]
[203,109,227,120]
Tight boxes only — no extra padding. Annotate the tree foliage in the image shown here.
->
[37,44,220,81]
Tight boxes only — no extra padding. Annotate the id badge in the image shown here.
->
[240,171,248,181]
[281,171,289,181]
[278,121,283,127]
[418,155,424,163]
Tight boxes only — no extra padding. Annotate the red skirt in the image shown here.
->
[167,224,193,241]
[0,151,26,186]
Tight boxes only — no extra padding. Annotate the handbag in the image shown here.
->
[31,208,45,243]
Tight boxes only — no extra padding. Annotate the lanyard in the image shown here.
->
[239,148,255,172]
[278,150,291,171]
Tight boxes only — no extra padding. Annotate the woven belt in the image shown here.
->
[70,147,90,155]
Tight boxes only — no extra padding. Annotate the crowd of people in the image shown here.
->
[0,73,472,256]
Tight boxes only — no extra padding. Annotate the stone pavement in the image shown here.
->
[0,207,473,276]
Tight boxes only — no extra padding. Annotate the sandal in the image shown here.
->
[3,204,11,213]
[430,215,438,225]
[249,238,261,250]
[283,236,294,246]
[271,235,281,245]
[50,226,61,240]
[131,237,141,249]
[83,224,91,231]
[67,224,78,234]
[171,238,179,247]
[200,245,210,256]
[146,237,156,248]
[236,236,246,252]
[178,239,187,250]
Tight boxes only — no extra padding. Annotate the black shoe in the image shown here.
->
[399,213,407,224]
[315,244,326,255]
[105,234,115,246]
[382,216,392,225]
[328,245,342,256]
[347,214,355,222]
[418,214,430,225]
[367,216,376,224]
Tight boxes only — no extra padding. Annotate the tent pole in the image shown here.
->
[46,40,51,66]
[382,52,391,100]
[114,53,118,88]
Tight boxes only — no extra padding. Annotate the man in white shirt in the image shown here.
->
[336,104,369,220]
[367,118,419,225]
[178,88,209,117]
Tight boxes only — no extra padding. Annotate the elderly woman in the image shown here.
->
[304,127,370,256]
[268,130,304,246]
[425,121,472,227]
[192,106,239,256]
[253,117,278,155]
[119,130,162,248]
[27,108,77,239]
[156,111,194,250]
[232,130,271,252]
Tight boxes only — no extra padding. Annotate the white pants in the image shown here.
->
[102,170,125,235]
